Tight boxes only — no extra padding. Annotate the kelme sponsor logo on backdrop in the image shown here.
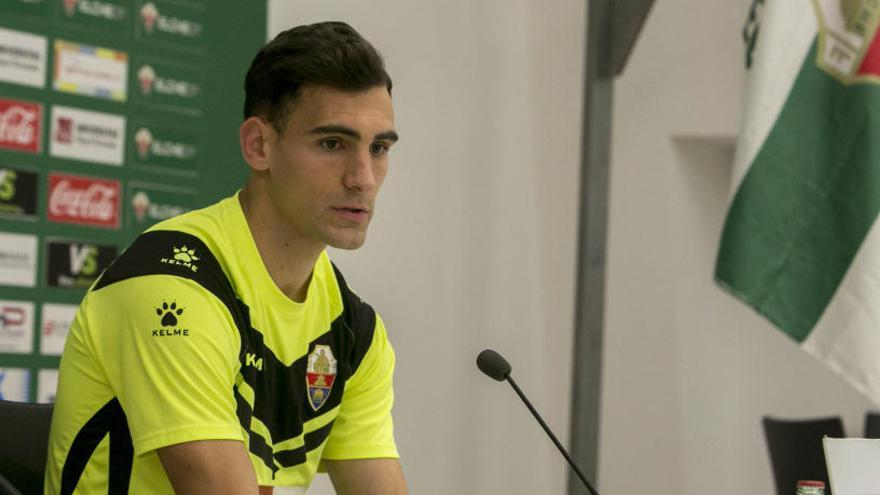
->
[37,369,58,403]
[0,98,42,154]
[48,173,121,229]
[46,239,117,289]
[0,232,37,287]
[129,182,194,228]
[0,369,30,402]
[0,27,47,88]
[40,303,77,355]
[134,60,202,114]
[137,0,205,51]
[49,105,125,166]
[53,39,128,101]
[0,300,34,354]
[0,166,39,219]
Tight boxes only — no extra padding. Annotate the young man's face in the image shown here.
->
[265,84,397,250]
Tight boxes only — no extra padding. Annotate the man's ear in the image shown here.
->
[239,116,275,172]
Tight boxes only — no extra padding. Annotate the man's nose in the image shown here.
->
[343,148,378,191]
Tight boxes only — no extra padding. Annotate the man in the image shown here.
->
[44,22,407,494]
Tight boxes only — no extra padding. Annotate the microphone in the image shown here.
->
[476,349,599,495]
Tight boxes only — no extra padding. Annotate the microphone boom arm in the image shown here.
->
[505,375,600,495]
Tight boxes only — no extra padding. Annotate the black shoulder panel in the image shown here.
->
[330,262,377,377]
[94,230,230,299]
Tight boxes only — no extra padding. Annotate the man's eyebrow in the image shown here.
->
[307,125,399,143]
[375,130,400,143]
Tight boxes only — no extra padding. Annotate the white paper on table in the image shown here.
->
[823,437,880,495]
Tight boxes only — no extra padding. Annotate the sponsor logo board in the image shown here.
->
[53,39,128,101]
[0,232,37,287]
[0,368,30,402]
[50,105,125,166]
[0,98,42,154]
[133,59,202,114]
[0,167,39,219]
[46,239,117,289]
[136,0,205,51]
[0,300,34,353]
[48,173,121,229]
[128,182,194,228]
[40,303,77,355]
[0,27,47,88]
[37,369,58,403]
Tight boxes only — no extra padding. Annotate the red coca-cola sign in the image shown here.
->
[0,98,42,154]
[48,173,120,229]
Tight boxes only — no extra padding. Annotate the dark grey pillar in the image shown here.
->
[568,1,654,493]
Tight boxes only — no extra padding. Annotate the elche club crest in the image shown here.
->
[306,345,337,411]
[138,65,156,95]
[141,2,158,32]
[132,190,150,222]
[812,0,880,82]
[135,127,153,159]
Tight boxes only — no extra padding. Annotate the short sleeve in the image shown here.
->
[89,275,244,456]
[320,314,399,460]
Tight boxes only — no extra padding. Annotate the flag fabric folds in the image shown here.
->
[715,0,880,403]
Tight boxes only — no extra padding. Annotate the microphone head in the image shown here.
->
[477,349,512,381]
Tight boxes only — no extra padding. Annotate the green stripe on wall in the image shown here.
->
[716,40,880,342]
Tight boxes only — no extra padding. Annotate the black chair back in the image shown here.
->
[864,411,880,439]
[0,401,54,495]
[762,415,844,495]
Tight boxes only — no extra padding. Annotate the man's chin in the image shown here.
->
[326,234,367,251]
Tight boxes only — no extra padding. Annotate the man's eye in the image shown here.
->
[320,139,342,151]
[370,143,389,156]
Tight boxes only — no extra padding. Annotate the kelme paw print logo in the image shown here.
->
[173,246,199,263]
[156,301,184,327]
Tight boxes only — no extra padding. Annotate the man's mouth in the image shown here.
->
[331,205,370,222]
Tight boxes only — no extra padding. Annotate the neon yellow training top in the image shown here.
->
[45,193,398,494]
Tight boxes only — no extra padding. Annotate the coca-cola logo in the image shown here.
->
[47,174,120,229]
[0,99,41,154]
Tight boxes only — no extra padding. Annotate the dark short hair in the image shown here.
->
[243,21,393,131]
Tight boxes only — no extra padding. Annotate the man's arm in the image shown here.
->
[323,458,408,495]
[158,439,259,495]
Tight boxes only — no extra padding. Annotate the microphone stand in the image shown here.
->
[505,375,600,495]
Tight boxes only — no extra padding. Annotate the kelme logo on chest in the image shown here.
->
[160,245,199,272]
[306,345,337,411]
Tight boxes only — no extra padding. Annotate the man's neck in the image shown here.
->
[239,185,324,303]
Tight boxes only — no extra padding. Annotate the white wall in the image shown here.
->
[267,1,585,494]
[266,1,878,494]
[602,1,877,494]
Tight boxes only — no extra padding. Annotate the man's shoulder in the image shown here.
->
[323,259,378,336]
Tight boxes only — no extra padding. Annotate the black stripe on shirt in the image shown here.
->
[60,398,132,495]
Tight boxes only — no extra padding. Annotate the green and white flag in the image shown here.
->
[716,0,880,402]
